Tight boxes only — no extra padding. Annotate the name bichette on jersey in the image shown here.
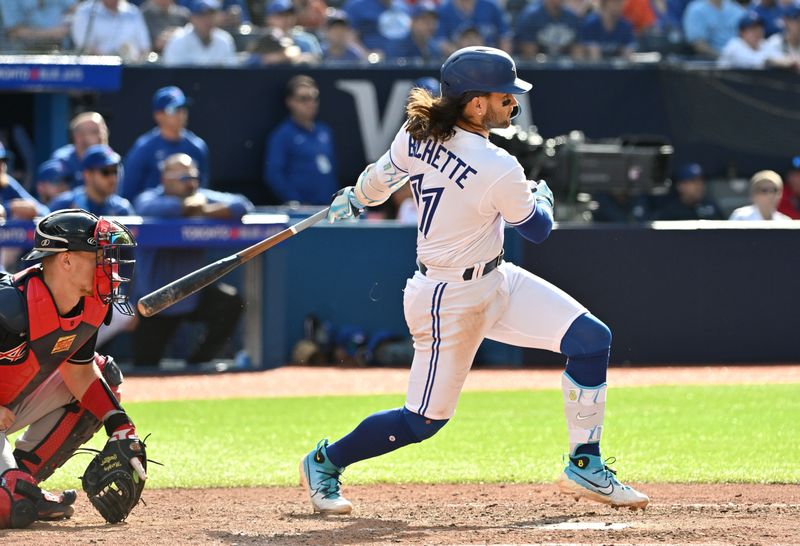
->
[407,135,478,189]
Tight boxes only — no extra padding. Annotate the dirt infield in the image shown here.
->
[4,365,797,545]
[4,484,799,545]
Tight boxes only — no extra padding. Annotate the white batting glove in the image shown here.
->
[532,180,554,209]
[328,186,365,223]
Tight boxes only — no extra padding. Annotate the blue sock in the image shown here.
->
[565,349,609,387]
[326,408,446,468]
[574,442,601,457]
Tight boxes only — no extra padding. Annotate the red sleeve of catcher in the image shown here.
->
[81,377,123,421]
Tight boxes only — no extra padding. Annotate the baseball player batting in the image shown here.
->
[299,46,649,515]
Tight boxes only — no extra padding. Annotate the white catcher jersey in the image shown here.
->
[388,125,537,268]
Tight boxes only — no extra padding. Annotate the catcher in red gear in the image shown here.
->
[0,209,147,527]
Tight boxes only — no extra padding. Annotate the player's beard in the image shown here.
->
[484,103,512,130]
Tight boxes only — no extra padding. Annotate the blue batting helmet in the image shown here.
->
[440,46,532,99]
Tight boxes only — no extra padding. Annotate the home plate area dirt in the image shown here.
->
[3,483,799,545]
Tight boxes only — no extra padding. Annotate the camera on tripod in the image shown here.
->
[490,126,674,220]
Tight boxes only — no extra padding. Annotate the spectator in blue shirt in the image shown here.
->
[48,145,135,217]
[50,111,109,188]
[35,159,71,206]
[577,0,637,59]
[0,0,74,52]
[682,0,745,57]
[264,75,339,205]
[264,0,323,61]
[385,1,444,61]
[652,163,725,220]
[0,143,48,220]
[132,153,253,368]
[514,0,580,59]
[343,0,412,53]
[667,0,693,28]
[322,10,368,62]
[753,0,785,37]
[436,0,511,55]
[122,86,210,202]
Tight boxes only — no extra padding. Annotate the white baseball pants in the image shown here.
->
[404,262,586,420]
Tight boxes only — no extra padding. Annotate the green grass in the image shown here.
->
[36,384,800,491]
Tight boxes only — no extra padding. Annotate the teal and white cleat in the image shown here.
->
[299,439,353,514]
[557,454,649,510]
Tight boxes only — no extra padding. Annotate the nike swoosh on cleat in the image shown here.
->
[574,474,614,495]
[576,412,597,420]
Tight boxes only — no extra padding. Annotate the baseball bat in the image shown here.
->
[136,207,329,317]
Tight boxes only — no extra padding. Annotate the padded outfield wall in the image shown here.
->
[262,222,800,367]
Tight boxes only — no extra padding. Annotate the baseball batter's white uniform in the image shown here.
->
[300,47,648,516]
[378,125,587,420]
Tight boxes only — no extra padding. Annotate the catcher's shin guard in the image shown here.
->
[0,469,76,527]
[14,354,123,482]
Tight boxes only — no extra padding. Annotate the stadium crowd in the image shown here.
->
[0,0,799,67]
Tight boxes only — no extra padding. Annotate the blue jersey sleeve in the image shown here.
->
[194,136,211,188]
[122,138,149,202]
[514,202,553,244]
[112,196,136,216]
[201,189,255,219]
[47,192,74,212]
[4,177,49,216]
[265,125,298,203]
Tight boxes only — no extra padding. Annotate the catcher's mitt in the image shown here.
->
[81,427,147,523]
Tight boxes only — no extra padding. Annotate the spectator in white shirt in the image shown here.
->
[72,0,152,61]
[718,11,795,67]
[729,170,792,221]
[766,5,800,63]
[161,0,238,65]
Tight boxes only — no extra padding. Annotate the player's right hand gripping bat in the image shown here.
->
[136,208,329,317]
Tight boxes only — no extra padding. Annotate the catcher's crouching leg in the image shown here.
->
[0,469,76,527]
[13,354,123,482]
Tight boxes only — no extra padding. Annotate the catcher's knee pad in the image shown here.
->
[14,354,123,482]
[560,313,612,358]
[0,470,40,529]
[401,407,448,442]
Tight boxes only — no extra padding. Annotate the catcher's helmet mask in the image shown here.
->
[22,209,137,315]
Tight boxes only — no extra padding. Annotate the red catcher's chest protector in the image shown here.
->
[0,267,107,407]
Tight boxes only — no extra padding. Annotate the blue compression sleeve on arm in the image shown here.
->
[514,203,553,244]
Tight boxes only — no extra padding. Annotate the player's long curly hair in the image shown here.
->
[406,88,471,143]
